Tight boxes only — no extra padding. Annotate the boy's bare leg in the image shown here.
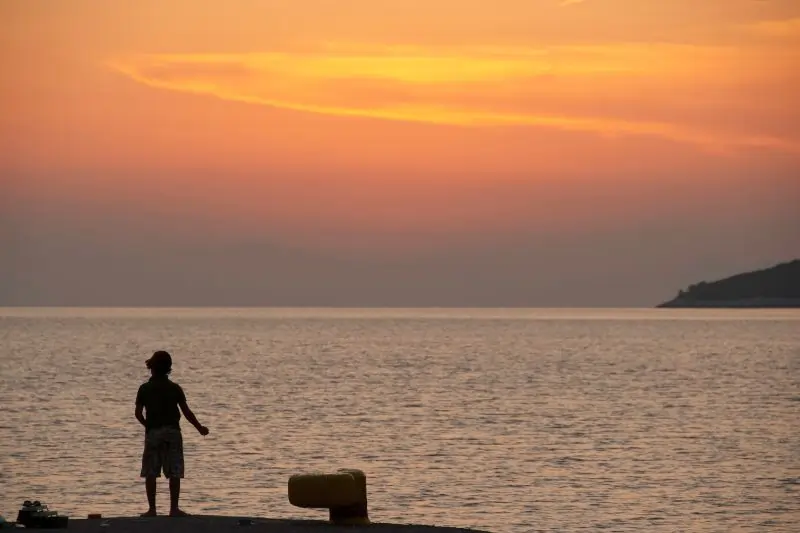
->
[169,478,189,516]
[142,477,158,516]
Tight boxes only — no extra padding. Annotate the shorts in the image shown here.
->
[140,426,184,479]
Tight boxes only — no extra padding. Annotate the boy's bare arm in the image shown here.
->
[179,400,209,435]
[135,404,146,427]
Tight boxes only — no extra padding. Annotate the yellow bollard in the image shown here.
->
[287,469,370,526]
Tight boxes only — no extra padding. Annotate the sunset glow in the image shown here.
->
[106,40,799,152]
[2,0,798,306]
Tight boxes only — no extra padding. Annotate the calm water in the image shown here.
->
[1,308,798,532]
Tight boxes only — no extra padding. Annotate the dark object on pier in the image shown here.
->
[16,501,69,529]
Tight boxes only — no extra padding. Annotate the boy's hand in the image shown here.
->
[198,425,210,436]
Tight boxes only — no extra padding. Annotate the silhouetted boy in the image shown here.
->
[135,350,209,517]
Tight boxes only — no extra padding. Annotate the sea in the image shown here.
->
[1,308,798,533]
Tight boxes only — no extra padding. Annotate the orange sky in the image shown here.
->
[1,0,799,305]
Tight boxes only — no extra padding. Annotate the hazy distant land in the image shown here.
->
[658,259,800,308]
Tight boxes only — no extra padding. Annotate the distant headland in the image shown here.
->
[657,259,800,308]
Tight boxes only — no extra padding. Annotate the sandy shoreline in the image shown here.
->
[63,515,492,533]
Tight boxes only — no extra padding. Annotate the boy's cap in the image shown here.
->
[146,350,172,369]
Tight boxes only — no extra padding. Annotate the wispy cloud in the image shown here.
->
[107,42,799,154]
[559,0,586,6]
[747,17,800,38]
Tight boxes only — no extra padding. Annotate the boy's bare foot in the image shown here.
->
[169,509,190,517]
[140,510,157,517]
